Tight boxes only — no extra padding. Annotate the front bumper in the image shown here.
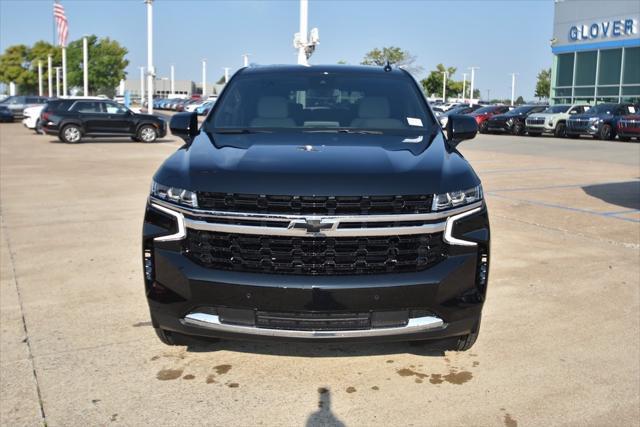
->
[486,121,511,133]
[566,121,599,136]
[142,200,490,343]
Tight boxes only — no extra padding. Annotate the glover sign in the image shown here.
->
[569,19,636,42]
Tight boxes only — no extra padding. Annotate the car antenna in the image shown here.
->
[383,60,392,72]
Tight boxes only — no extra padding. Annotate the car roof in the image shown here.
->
[239,64,408,77]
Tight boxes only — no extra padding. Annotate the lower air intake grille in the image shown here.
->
[186,231,445,275]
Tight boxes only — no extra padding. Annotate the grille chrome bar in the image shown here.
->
[182,312,445,339]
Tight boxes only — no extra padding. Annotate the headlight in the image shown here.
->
[506,118,513,125]
[151,181,198,208]
[432,185,483,211]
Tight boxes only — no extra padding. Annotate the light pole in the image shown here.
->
[223,67,230,84]
[139,67,145,104]
[441,71,447,102]
[468,66,479,105]
[38,61,43,96]
[47,55,52,98]
[202,59,207,97]
[462,73,467,102]
[242,53,250,67]
[297,0,308,65]
[145,0,154,114]
[170,65,175,96]
[55,67,61,97]
[509,73,517,106]
[83,36,89,96]
[61,46,67,96]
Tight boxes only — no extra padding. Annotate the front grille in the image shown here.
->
[197,193,433,215]
[255,311,371,330]
[568,119,589,130]
[186,230,445,275]
[619,119,639,128]
[526,118,545,126]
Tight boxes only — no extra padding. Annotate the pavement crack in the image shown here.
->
[1,214,48,426]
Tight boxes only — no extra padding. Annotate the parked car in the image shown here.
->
[615,114,640,141]
[0,96,48,119]
[485,104,548,135]
[0,105,13,122]
[525,104,590,138]
[470,105,512,133]
[196,100,216,115]
[143,64,489,350]
[566,103,637,140]
[40,98,166,143]
[438,104,484,127]
[22,105,45,133]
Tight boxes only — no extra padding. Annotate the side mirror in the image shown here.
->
[170,112,199,144]
[446,114,478,148]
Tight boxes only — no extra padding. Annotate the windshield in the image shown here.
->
[208,71,433,133]
[590,104,617,114]
[473,106,500,114]
[543,105,570,114]
[508,106,534,115]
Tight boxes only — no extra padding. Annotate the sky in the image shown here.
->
[0,0,555,100]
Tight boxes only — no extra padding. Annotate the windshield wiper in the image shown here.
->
[304,129,383,135]
[213,129,273,134]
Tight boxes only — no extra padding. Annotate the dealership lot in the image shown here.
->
[1,123,638,426]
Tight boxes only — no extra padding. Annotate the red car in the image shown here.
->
[470,105,511,133]
[616,114,640,141]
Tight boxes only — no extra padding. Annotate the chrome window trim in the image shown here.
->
[182,312,445,339]
[150,203,186,242]
[444,206,483,247]
[149,196,482,223]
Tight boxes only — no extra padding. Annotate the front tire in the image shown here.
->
[454,319,481,351]
[478,122,488,134]
[138,125,158,143]
[61,124,82,143]
[512,121,525,136]
[554,122,566,138]
[599,124,614,140]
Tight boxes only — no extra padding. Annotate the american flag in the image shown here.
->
[53,1,68,47]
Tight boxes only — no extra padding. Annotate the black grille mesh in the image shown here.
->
[186,231,445,275]
[197,193,433,215]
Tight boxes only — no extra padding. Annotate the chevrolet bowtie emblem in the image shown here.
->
[288,218,337,233]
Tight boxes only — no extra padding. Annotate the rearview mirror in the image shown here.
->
[446,114,478,148]
[170,112,199,144]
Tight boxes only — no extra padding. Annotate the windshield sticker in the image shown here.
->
[402,135,424,144]
[407,117,423,127]
[629,106,636,113]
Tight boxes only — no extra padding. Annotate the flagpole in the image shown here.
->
[62,46,67,96]
[47,55,53,98]
[38,61,43,96]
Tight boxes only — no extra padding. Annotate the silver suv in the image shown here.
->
[525,104,590,138]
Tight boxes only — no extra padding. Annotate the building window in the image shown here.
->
[556,53,574,87]
[575,51,597,86]
[597,49,622,85]
[622,47,640,85]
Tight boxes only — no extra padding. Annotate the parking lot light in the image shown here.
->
[47,55,52,98]
[83,36,89,96]
[145,0,154,114]
[38,61,43,96]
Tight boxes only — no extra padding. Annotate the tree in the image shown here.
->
[0,45,37,93]
[473,89,481,99]
[337,60,347,65]
[216,75,226,85]
[535,68,551,100]
[515,95,525,105]
[361,46,423,75]
[66,36,128,97]
[420,64,458,99]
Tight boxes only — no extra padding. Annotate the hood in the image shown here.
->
[154,131,480,196]
[134,112,164,122]
[570,111,606,119]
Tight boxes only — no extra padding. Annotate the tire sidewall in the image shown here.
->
[138,125,158,143]
[61,124,82,143]
[555,122,566,138]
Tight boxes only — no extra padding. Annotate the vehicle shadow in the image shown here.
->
[180,335,452,358]
[45,138,177,144]
[305,389,346,427]
[582,180,640,210]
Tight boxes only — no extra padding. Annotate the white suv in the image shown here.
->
[526,104,590,138]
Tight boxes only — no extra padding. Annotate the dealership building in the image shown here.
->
[550,0,640,105]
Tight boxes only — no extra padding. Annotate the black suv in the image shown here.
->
[143,65,490,350]
[41,99,166,143]
[566,103,636,140]
[485,104,548,135]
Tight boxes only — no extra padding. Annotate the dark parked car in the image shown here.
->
[0,106,13,122]
[471,105,512,133]
[0,95,48,119]
[485,104,548,135]
[566,103,637,140]
[143,65,490,351]
[438,104,485,127]
[41,98,166,143]
[616,114,640,141]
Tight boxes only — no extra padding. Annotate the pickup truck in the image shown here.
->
[143,65,490,351]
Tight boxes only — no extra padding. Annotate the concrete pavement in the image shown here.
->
[1,123,638,426]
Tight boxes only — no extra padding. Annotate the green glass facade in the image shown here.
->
[552,47,640,105]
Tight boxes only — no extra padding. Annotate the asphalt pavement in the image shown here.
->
[1,123,638,426]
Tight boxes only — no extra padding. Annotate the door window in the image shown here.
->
[104,102,128,114]
[71,101,104,113]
